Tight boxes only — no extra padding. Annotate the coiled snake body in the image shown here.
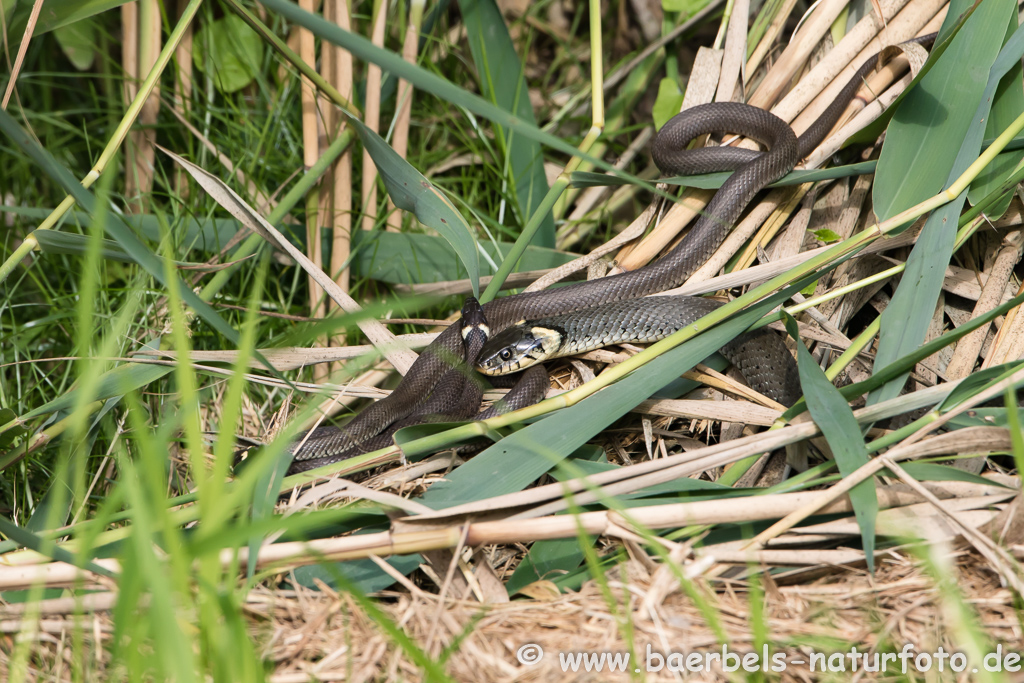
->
[285,36,935,472]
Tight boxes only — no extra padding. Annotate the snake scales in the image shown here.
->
[283,35,936,473]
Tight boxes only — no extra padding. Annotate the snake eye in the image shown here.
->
[499,349,513,361]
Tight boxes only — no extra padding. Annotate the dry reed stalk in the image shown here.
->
[328,0,354,297]
[985,277,1024,368]
[556,128,654,250]
[526,198,655,292]
[398,267,567,296]
[801,70,916,168]
[168,153,420,373]
[635,397,781,426]
[614,189,715,270]
[386,2,422,232]
[415,395,992,523]
[662,217,928,297]
[192,476,1009,572]
[121,1,162,213]
[172,0,194,199]
[714,0,749,103]
[613,47,722,269]
[1,0,43,109]
[686,186,800,282]
[744,0,800,79]
[122,3,139,102]
[822,41,930,135]
[770,0,918,127]
[298,0,327,379]
[945,231,1023,378]
[746,0,856,110]
[881,457,1024,593]
[756,368,1024,548]
[787,2,947,138]
[734,183,814,271]
[681,363,784,407]
[700,547,868,565]
[361,0,387,232]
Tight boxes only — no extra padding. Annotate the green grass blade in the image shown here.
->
[0,515,116,578]
[17,363,173,422]
[784,313,875,569]
[0,109,274,372]
[966,12,1024,216]
[345,115,482,296]
[869,0,1020,406]
[459,0,555,248]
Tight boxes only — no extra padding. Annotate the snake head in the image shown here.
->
[474,324,562,376]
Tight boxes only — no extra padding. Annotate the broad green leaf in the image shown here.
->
[459,0,555,248]
[938,361,1024,411]
[897,462,1011,485]
[810,228,841,243]
[653,78,685,130]
[967,11,1024,217]
[6,0,129,39]
[52,17,97,71]
[293,555,423,593]
[0,515,116,578]
[873,0,1012,224]
[193,14,264,93]
[869,0,1018,407]
[352,230,573,286]
[506,539,585,595]
[784,313,875,570]
[346,115,482,296]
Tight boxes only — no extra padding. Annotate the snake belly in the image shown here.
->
[475,295,801,406]
[284,35,936,470]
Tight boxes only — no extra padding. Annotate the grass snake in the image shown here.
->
[283,35,936,473]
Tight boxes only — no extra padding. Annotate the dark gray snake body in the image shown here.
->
[474,295,800,405]
[284,36,936,472]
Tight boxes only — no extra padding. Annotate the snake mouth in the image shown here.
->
[475,325,562,376]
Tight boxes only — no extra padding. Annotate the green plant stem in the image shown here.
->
[0,236,37,283]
